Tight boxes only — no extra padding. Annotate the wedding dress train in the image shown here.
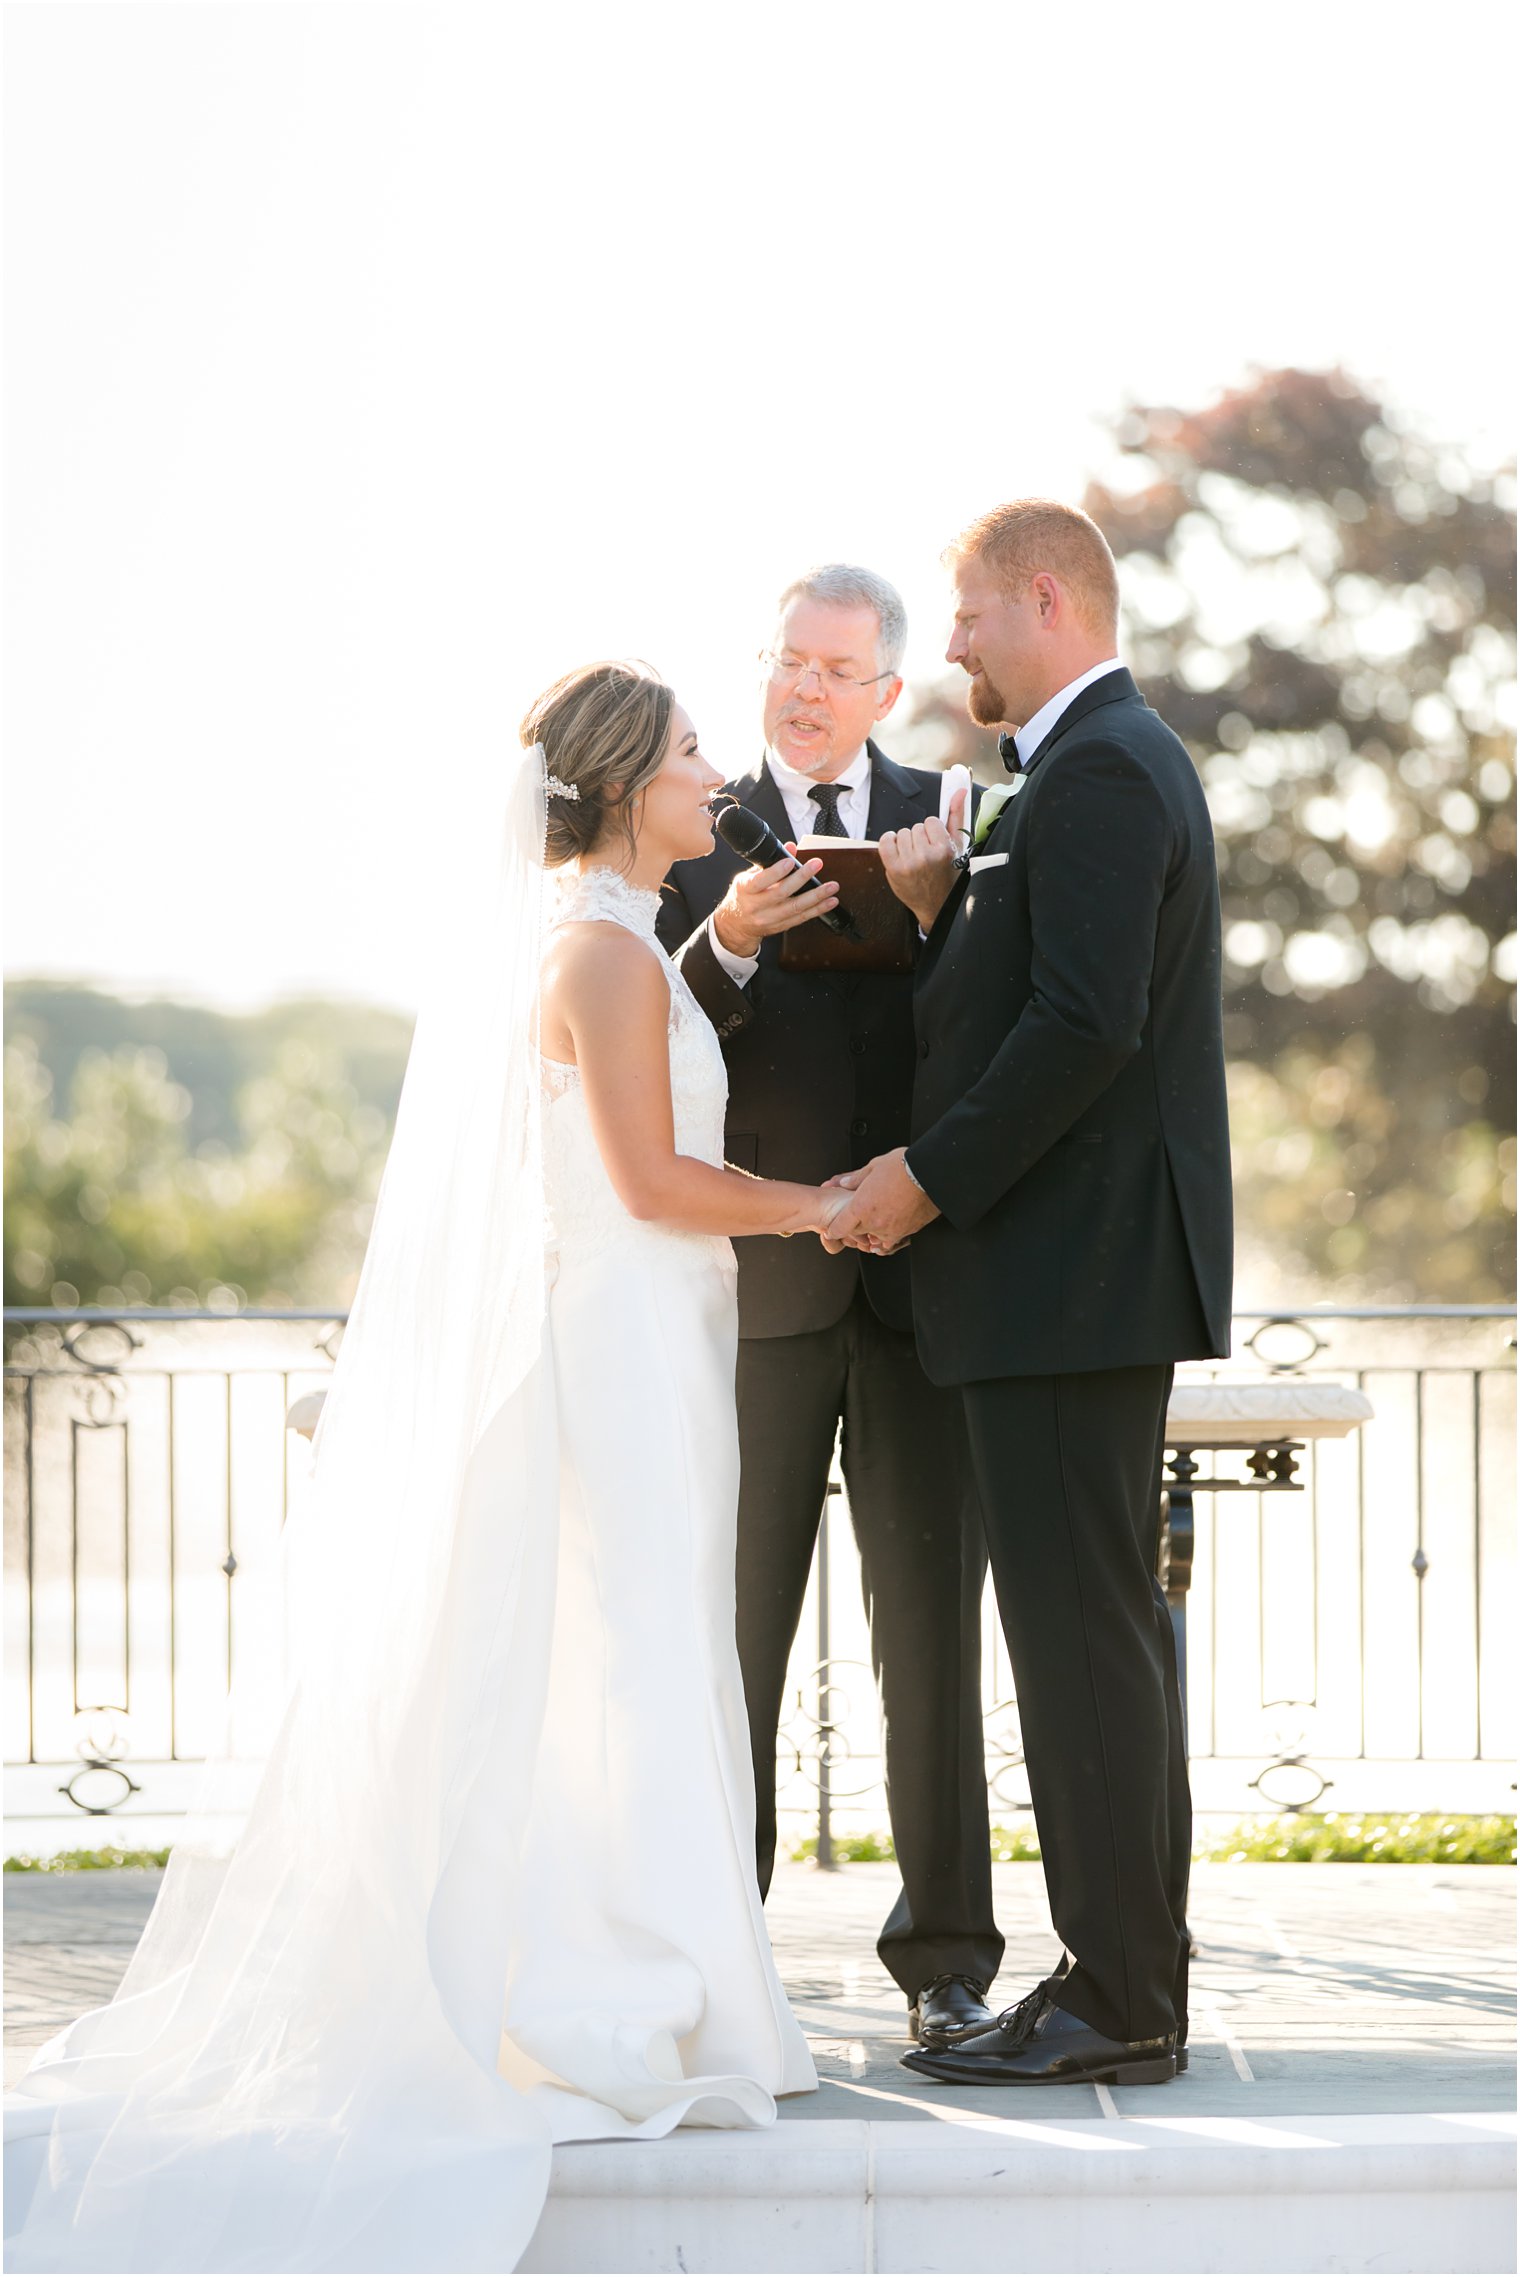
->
[4,857,814,2273]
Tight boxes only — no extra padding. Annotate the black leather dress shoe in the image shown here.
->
[901,1984,1176,2086]
[909,1973,994,2046]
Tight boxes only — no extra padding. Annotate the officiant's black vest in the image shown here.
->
[659,744,959,1340]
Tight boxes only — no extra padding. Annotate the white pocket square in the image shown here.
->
[969,851,1009,873]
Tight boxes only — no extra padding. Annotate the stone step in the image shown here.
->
[518,2111,1516,2276]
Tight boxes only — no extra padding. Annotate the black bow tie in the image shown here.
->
[998,732,1024,775]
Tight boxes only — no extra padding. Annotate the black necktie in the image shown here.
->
[808,782,849,836]
[998,732,1024,775]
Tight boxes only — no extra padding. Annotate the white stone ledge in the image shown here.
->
[518,2112,1515,2275]
[1165,1380,1375,1444]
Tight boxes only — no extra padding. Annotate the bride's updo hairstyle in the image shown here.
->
[522,660,677,870]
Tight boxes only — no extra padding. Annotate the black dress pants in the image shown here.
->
[735,1283,1003,1999]
[960,1362,1190,2044]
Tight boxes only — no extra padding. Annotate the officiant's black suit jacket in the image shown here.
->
[659,742,971,1339]
[906,668,1233,1385]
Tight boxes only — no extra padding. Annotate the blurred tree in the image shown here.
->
[4,982,412,1151]
[895,371,1516,1299]
[4,1032,391,1309]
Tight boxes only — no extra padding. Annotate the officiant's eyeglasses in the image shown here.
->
[761,650,896,694]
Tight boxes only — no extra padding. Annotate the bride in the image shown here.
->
[5,661,845,2273]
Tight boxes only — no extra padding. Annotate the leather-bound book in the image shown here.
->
[778,838,918,974]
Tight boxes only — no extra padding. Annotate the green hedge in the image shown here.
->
[5,1846,172,1873]
[1203,1813,1515,1864]
[789,1814,1515,1869]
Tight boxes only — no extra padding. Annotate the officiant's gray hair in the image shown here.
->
[775,565,907,677]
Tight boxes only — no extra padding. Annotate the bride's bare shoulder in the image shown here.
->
[540,921,667,1032]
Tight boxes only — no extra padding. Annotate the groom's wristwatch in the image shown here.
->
[901,1154,927,1196]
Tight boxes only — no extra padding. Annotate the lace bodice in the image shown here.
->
[541,865,732,1272]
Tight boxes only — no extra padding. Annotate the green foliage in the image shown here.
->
[1202,1813,1515,1865]
[4,985,413,1153]
[5,1847,173,1872]
[789,1831,897,1863]
[1227,1043,1512,1299]
[897,372,1516,1300]
[989,1825,1044,1863]
[3,990,412,1309]
[790,1826,1043,1864]
[789,1814,1515,1867]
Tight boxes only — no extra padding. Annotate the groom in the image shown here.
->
[830,501,1233,2086]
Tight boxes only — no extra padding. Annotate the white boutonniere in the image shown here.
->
[971,776,1024,850]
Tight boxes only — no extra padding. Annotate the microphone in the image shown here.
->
[713,801,860,939]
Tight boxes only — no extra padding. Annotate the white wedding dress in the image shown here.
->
[507,867,815,2134]
[5,858,814,2273]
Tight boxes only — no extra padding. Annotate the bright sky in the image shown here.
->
[5,1,1513,1011]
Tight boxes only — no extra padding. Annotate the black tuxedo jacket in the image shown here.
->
[659,743,974,1340]
[906,668,1233,1385]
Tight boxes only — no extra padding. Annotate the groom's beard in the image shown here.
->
[966,669,1009,728]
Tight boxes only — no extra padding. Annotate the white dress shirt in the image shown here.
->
[708,745,968,987]
[1010,657,1123,770]
[768,743,875,839]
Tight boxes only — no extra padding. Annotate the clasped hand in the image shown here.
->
[816,1147,939,1256]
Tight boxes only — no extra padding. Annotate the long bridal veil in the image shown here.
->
[6,746,567,2274]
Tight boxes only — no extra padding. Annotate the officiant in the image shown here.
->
[658,565,1003,2047]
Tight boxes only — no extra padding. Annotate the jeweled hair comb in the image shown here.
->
[525,741,582,802]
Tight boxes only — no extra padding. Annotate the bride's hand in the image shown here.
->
[811,1186,864,1251]
[780,1186,853,1242]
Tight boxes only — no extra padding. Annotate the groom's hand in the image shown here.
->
[822,1148,939,1254]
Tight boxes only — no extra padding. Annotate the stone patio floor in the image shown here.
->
[5,1859,1514,2121]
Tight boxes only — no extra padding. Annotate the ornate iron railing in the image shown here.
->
[4,1305,1514,1851]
